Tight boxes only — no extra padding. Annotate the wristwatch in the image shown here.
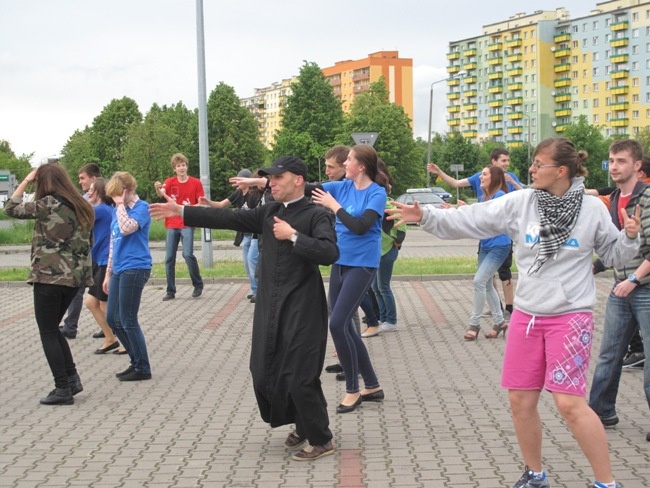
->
[628,273,640,284]
[290,233,298,244]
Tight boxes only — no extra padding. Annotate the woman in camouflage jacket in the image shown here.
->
[4,163,94,406]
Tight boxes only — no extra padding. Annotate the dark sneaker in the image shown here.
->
[162,293,175,302]
[40,387,74,405]
[622,351,645,369]
[92,330,105,339]
[118,371,152,382]
[192,287,203,298]
[600,415,619,427]
[59,327,77,339]
[249,295,256,303]
[291,441,334,461]
[115,366,134,378]
[284,431,307,450]
[512,467,549,488]
[69,373,83,396]
[324,363,343,373]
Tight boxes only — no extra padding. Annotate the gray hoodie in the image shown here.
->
[419,177,639,316]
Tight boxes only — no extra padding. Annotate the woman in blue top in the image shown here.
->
[463,165,512,341]
[311,145,388,413]
[85,177,120,354]
[102,172,153,381]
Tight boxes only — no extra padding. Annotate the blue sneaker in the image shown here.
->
[593,482,619,488]
[513,467,549,488]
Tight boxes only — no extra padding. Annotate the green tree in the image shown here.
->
[561,115,609,189]
[339,78,424,196]
[272,61,344,180]
[207,82,267,199]
[0,140,32,181]
[635,127,650,156]
[60,127,101,178]
[432,132,482,200]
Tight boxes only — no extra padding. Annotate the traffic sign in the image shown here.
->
[602,160,609,170]
[449,164,464,172]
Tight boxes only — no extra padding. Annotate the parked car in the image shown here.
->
[395,188,445,207]
[428,186,452,202]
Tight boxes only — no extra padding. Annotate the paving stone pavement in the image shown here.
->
[1,275,649,488]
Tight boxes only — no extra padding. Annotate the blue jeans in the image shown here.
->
[469,244,510,327]
[371,245,399,324]
[165,227,203,295]
[589,283,650,418]
[241,235,259,295]
[107,269,152,374]
[329,265,380,393]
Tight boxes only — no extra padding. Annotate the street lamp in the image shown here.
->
[506,106,532,186]
[426,70,467,186]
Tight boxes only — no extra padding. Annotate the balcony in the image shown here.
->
[463,130,478,138]
[506,67,522,77]
[507,53,523,63]
[508,140,524,148]
[463,62,478,70]
[489,128,503,136]
[610,85,629,95]
[610,102,629,110]
[611,21,629,31]
[464,103,477,111]
[489,114,503,122]
[464,76,477,84]
[463,117,478,125]
[611,117,629,127]
[611,69,629,79]
[555,108,572,117]
[464,89,478,97]
[507,125,523,134]
[507,82,523,91]
[448,78,461,86]
[488,85,503,94]
[488,99,504,107]
[508,96,523,105]
[610,37,629,48]
[506,38,523,48]
[488,56,503,66]
[488,41,503,51]
[463,48,477,57]
[353,73,369,82]
[554,63,571,73]
[447,105,461,113]
[555,124,568,132]
[610,54,629,64]
[447,92,461,100]
[554,32,571,43]
[554,77,571,88]
[448,65,461,73]
[488,71,504,80]
[508,111,523,120]
[554,48,571,58]
[554,93,571,103]
[449,118,461,126]
[447,51,460,60]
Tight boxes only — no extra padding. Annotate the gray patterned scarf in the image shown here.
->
[528,187,584,275]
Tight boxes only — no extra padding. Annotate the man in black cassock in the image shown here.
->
[150,156,339,461]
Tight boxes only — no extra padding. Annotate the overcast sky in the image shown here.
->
[1,0,593,164]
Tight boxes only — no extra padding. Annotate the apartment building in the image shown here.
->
[241,51,413,148]
[447,0,650,147]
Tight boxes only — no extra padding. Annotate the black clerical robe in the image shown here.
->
[184,197,338,445]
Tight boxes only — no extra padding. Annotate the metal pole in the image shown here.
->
[196,0,213,267]
[455,169,460,202]
[426,84,434,187]
[526,116,531,186]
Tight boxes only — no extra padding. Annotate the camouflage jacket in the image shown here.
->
[4,194,93,287]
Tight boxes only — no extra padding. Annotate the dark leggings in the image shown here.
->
[329,264,380,393]
[33,283,80,389]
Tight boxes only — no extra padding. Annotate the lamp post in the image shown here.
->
[426,70,467,187]
[506,106,532,187]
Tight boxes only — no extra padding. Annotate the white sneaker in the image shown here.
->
[380,322,398,332]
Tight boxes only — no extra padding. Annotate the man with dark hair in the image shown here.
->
[324,145,349,181]
[150,156,339,461]
[60,163,103,339]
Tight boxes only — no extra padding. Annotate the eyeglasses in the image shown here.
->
[530,163,561,170]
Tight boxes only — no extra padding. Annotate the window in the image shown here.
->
[531,89,536,96]
[532,74,536,82]
[583,23,587,32]
[633,110,639,119]
[633,12,639,21]
[633,45,640,54]
[633,94,640,102]
[573,101,579,109]
[583,38,588,48]
[572,25,579,33]
[572,70,579,79]
[573,40,579,48]
[593,98,599,108]
[583,54,588,62]
[583,84,589,93]
[532,45,536,53]
[593,83,599,92]
[531,103,536,112]
[647,43,650,52]
[605,18,610,27]
[583,69,588,78]
[531,59,536,67]
[633,28,640,38]
[593,20,599,29]
[594,114,599,123]
[593,52,599,61]
[572,55,579,63]
[593,36,599,46]
[583,100,589,108]
[594,67,600,76]
[633,76,639,85]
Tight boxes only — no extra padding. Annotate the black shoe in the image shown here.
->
[325,363,343,374]
[192,287,203,298]
[247,293,254,299]
[335,373,346,381]
[622,351,645,369]
[361,389,384,402]
[600,415,619,427]
[250,295,256,303]
[118,371,152,382]
[116,366,134,378]
[646,432,650,442]
[336,395,362,414]
[162,293,175,302]
[94,341,119,355]
[40,387,73,405]
[69,373,83,396]
[59,327,76,339]
[92,330,105,339]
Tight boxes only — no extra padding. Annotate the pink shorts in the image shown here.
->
[501,310,594,397]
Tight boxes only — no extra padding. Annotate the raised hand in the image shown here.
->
[385,201,423,227]
[427,163,442,175]
[149,193,183,220]
[311,188,342,213]
[621,204,641,239]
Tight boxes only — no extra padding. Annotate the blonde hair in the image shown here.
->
[106,171,137,197]
[170,153,189,170]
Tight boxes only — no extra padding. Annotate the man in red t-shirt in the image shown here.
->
[154,153,204,301]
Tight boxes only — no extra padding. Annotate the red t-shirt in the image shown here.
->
[617,193,631,228]
[162,176,205,229]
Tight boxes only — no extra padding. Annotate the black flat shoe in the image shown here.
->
[93,330,105,339]
[94,341,119,355]
[325,363,343,373]
[336,395,362,414]
[361,389,384,402]
[335,373,346,381]
[113,349,128,355]
[118,371,152,382]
